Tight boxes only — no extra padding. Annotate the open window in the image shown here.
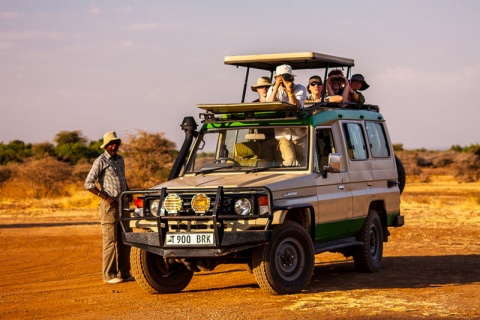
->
[315,127,336,172]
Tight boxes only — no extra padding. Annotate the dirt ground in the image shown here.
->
[1,183,479,319]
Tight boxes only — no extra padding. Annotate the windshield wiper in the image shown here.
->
[194,164,238,175]
[245,166,283,174]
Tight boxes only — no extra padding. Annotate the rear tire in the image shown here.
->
[252,221,314,294]
[130,244,193,294]
[353,210,383,273]
[395,154,406,194]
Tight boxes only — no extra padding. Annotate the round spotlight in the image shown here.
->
[234,198,252,216]
[191,193,210,213]
[163,193,182,213]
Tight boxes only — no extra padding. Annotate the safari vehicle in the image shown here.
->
[118,52,405,295]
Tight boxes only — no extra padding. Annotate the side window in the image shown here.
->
[315,127,335,171]
[365,122,390,158]
[343,123,368,160]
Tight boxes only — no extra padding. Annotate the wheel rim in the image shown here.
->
[274,237,304,280]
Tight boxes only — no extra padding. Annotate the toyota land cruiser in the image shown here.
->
[118,52,405,295]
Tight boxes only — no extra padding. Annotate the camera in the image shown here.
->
[282,73,294,82]
[331,77,344,82]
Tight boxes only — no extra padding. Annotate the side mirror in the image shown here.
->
[322,153,342,178]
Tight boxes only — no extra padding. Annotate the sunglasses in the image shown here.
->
[310,82,322,87]
[257,86,270,90]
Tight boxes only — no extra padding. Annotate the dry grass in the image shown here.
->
[0,184,98,218]
[402,175,480,210]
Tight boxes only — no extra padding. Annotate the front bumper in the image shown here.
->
[123,229,271,257]
[118,186,274,257]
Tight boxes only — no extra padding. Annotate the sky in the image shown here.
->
[1,0,479,150]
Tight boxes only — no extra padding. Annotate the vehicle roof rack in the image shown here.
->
[225,52,355,103]
[224,52,354,71]
[197,102,379,124]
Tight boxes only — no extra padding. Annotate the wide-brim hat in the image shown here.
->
[251,76,272,92]
[275,64,296,77]
[350,74,370,91]
[100,131,121,149]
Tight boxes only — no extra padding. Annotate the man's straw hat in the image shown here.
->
[100,131,121,149]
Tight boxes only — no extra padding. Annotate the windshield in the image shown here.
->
[185,126,309,173]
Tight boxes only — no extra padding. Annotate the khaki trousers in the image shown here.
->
[100,200,131,281]
[277,138,304,166]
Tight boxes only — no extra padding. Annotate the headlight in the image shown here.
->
[164,193,182,213]
[149,199,161,216]
[191,193,210,213]
[234,198,252,216]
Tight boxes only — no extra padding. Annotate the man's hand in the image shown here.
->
[274,74,283,88]
[106,196,118,207]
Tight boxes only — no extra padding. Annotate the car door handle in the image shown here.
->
[367,182,373,186]
[338,185,345,190]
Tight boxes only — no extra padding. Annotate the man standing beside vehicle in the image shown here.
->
[266,64,306,108]
[85,131,133,284]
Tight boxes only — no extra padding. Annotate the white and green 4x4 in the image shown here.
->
[119,52,405,295]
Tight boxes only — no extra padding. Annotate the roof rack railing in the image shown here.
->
[196,102,379,124]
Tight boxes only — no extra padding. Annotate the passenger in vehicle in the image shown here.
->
[274,127,306,166]
[348,74,369,106]
[325,69,350,103]
[266,64,307,108]
[251,76,272,102]
[306,75,324,103]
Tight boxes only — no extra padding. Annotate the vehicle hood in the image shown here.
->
[152,172,315,194]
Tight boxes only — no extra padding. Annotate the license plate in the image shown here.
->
[165,233,215,245]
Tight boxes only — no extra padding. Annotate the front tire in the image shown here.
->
[252,221,314,295]
[353,210,383,272]
[130,245,193,294]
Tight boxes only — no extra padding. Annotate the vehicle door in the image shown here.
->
[365,121,400,212]
[314,126,352,241]
[341,121,374,226]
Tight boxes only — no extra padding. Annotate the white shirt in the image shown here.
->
[266,83,307,108]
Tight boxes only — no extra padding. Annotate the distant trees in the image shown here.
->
[0,140,33,165]
[0,130,102,165]
[395,143,480,183]
[122,130,177,189]
[0,129,179,198]
[7,157,73,199]
[1,130,479,200]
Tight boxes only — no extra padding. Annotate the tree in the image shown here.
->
[32,142,55,159]
[0,140,32,165]
[8,157,73,198]
[55,143,93,164]
[52,130,100,164]
[54,130,87,146]
[122,130,177,189]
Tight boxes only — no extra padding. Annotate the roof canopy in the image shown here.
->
[224,52,354,71]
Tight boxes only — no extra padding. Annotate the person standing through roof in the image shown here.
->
[251,76,272,102]
[306,75,324,103]
[326,69,350,103]
[266,64,307,108]
[85,131,133,284]
[347,74,369,106]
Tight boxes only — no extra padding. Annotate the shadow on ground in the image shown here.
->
[308,254,480,292]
